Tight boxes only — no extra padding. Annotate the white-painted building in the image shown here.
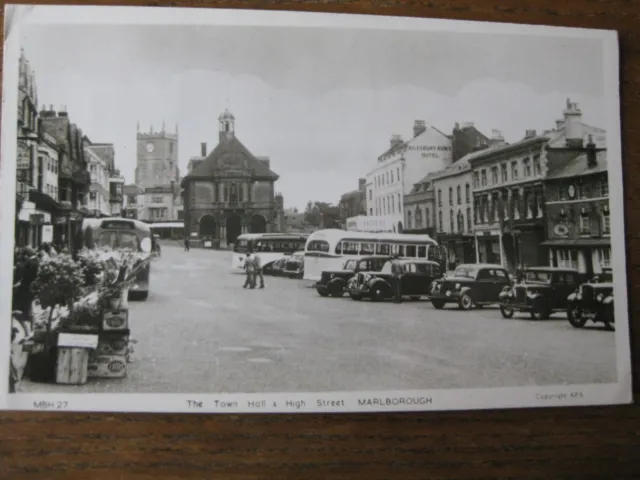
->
[85,145,111,217]
[365,120,452,233]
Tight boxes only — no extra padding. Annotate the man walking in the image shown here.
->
[243,252,256,289]
[253,252,265,289]
[184,236,190,252]
[390,255,404,304]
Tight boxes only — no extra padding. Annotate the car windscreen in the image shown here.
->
[97,231,139,250]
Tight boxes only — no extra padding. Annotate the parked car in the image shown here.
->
[429,263,511,310]
[315,256,392,297]
[498,267,581,320]
[283,251,305,279]
[567,276,615,330]
[347,259,442,302]
[264,257,287,276]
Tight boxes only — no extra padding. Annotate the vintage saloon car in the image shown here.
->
[567,274,614,330]
[429,263,511,310]
[498,267,580,320]
[315,256,391,297]
[347,259,441,302]
[264,257,287,276]
[282,251,305,279]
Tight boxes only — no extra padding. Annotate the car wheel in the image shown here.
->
[317,289,329,298]
[567,305,587,328]
[431,299,445,309]
[500,304,515,318]
[458,293,473,310]
[329,282,344,298]
[349,292,363,301]
[371,285,387,302]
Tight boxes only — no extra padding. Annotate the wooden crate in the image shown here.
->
[55,347,90,385]
[87,354,127,378]
[96,330,130,356]
[102,309,129,331]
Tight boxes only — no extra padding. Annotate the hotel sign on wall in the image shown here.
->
[17,143,31,169]
[406,145,452,159]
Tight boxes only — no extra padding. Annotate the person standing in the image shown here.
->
[253,252,265,289]
[390,255,404,304]
[184,236,190,252]
[244,252,256,289]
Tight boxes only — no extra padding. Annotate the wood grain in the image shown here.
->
[1,0,639,478]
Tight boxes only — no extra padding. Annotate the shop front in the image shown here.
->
[474,229,503,266]
[542,238,611,277]
[437,233,476,269]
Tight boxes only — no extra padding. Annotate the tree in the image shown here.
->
[304,201,342,229]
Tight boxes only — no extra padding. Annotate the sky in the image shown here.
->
[19,23,606,212]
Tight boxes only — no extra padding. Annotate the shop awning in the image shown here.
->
[541,238,610,247]
[28,189,61,214]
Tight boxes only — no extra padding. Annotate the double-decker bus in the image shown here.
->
[81,217,153,300]
[302,228,446,282]
[231,233,309,273]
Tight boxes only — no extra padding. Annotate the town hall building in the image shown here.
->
[181,110,282,248]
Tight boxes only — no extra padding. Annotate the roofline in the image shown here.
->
[467,136,548,166]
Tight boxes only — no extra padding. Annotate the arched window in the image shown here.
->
[450,209,454,232]
[449,186,453,205]
[438,189,442,207]
[457,185,461,204]
[415,207,422,228]
[466,207,472,231]
[457,210,464,232]
[438,211,443,232]
[407,210,413,229]
[425,208,430,228]
[465,183,470,203]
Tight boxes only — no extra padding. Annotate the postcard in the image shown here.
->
[0,4,632,413]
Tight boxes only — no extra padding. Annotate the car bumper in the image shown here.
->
[348,286,370,297]
[499,300,531,311]
[430,290,462,302]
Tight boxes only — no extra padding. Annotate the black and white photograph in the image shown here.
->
[0,5,632,413]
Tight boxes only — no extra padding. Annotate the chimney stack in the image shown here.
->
[462,121,474,129]
[525,129,537,138]
[586,134,597,168]
[413,120,427,137]
[358,178,366,191]
[256,156,270,169]
[556,119,565,130]
[563,98,584,148]
[201,142,207,157]
[390,134,403,149]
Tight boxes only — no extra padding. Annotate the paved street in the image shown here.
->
[21,243,617,393]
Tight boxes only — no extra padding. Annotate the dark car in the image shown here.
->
[315,256,391,298]
[282,251,305,279]
[264,257,287,276]
[498,267,581,320]
[567,276,615,330]
[348,259,442,302]
[429,263,511,310]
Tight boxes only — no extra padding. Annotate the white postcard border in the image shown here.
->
[0,4,632,413]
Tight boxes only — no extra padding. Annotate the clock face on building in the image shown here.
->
[146,143,155,153]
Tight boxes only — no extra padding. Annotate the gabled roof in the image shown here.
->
[546,150,607,180]
[183,134,278,183]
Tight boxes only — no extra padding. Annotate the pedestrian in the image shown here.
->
[243,252,256,289]
[253,252,265,289]
[184,236,190,252]
[390,255,404,303]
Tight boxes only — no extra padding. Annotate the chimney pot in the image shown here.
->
[413,120,427,137]
[390,134,403,149]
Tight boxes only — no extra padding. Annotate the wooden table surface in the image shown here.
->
[1,0,639,478]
